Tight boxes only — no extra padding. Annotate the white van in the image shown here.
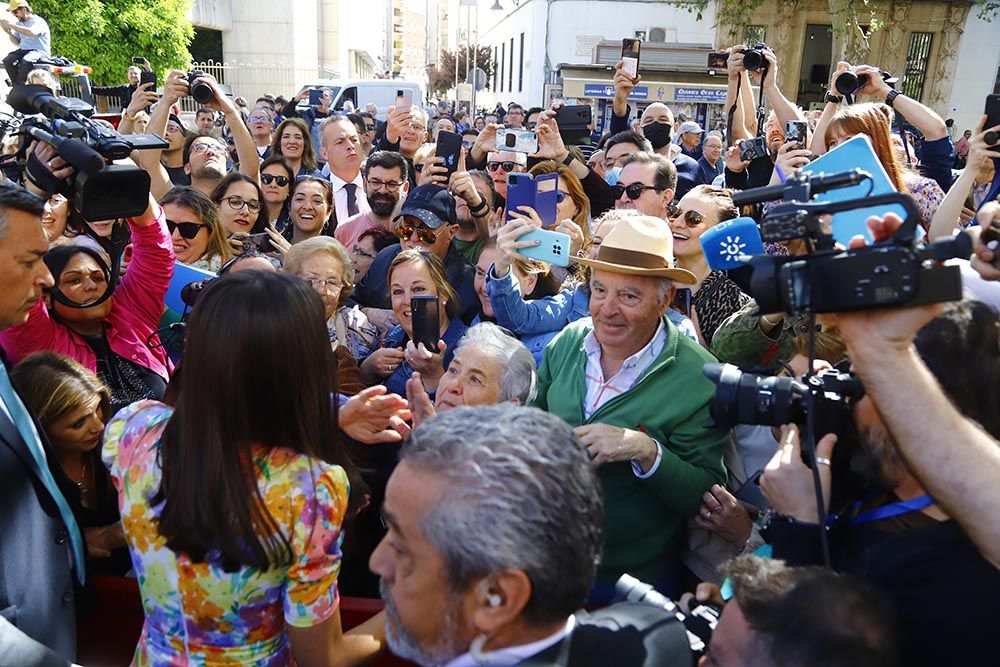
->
[297,79,423,121]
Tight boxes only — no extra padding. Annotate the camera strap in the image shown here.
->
[845,494,934,526]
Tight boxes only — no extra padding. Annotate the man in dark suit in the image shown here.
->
[0,184,83,661]
[369,405,692,666]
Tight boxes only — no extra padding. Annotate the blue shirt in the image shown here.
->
[379,317,469,396]
[14,15,49,53]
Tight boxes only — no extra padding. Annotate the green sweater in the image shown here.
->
[532,316,729,584]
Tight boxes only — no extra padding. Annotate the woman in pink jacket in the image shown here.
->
[0,194,175,414]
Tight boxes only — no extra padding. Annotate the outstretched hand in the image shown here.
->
[339,385,412,444]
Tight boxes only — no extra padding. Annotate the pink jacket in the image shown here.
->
[0,210,176,380]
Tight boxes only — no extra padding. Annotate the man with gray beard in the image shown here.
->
[760,299,1000,667]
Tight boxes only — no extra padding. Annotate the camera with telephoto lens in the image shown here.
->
[834,69,899,97]
[187,70,215,104]
[739,43,769,72]
[5,84,168,221]
[728,169,971,315]
[738,136,770,162]
[615,574,718,659]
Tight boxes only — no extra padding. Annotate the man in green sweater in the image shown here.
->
[532,214,729,599]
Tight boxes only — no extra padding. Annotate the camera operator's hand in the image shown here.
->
[385,105,414,144]
[828,61,851,96]
[31,141,74,182]
[417,150,449,188]
[405,339,447,392]
[760,423,837,523]
[494,215,542,277]
[574,423,659,471]
[449,158,485,209]
[773,140,812,178]
[761,47,780,89]
[405,373,436,428]
[339,385,412,444]
[613,59,639,118]
[193,73,238,116]
[266,227,291,255]
[162,70,188,105]
[853,64,892,98]
[966,115,1000,173]
[533,110,569,162]
[726,44,747,80]
[557,218,585,257]
[125,82,158,118]
[970,202,1000,282]
[695,484,755,547]
[471,123,499,163]
[724,144,750,173]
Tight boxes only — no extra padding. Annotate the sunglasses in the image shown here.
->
[261,173,290,187]
[486,161,518,173]
[611,183,660,200]
[226,195,262,213]
[166,219,206,239]
[667,204,705,227]
[395,221,443,245]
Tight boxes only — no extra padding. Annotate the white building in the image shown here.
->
[946,10,1000,136]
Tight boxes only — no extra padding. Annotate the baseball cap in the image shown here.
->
[393,184,456,229]
[677,121,704,136]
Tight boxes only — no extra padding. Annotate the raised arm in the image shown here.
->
[196,74,260,183]
[761,48,805,128]
[809,62,851,157]
[855,64,947,140]
[928,116,1000,240]
[134,71,185,200]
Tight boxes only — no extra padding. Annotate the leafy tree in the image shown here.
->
[31,0,193,85]
[427,46,495,97]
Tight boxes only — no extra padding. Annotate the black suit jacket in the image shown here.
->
[521,603,693,667]
[0,357,78,661]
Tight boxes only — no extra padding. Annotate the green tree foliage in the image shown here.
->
[30,0,193,85]
[428,46,495,97]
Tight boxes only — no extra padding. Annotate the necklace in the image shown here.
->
[76,459,89,496]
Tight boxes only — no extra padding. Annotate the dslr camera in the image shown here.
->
[6,84,167,221]
[729,169,971,315]
[834,68,898,98]
[739,43,770,72]
[187,70,215,104]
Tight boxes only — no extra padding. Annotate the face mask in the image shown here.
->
[642,122,672,150]
[605,167,622,186]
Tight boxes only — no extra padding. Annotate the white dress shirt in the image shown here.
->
[328,170,370,225]
[442,616,575,667]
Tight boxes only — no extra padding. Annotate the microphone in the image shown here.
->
[699,216,766,271]
[23,125,105,174]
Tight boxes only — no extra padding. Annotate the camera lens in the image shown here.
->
[504,132,516,148]
[834,71,860,96]
[704,363,805,427]
[743,49,764,72]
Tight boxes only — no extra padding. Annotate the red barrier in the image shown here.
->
[78,576,415,665]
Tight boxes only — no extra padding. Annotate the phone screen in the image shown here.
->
[785,121,807,150]
[622,39,641,79]
[411,296,440,352]
[708,52,729,69]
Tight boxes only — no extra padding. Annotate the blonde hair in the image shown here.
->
[10,352,111,429]
[388,248,459,319]
[282,235,355,306]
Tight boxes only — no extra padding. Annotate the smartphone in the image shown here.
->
[396,88,413,112]
[534,173,559,228]
[785,121,808,150]
[671,288,692,317]
[621,38,641,79]
[410,296,439,352]
[435,130,463,176]
[707,52,729,69]
[517,227,571,267]
[496,128,538,154]
[986,94,1000,149]
[241,233,272,254]
[131,56,146,65]
[308,88,323,106]
[139,69,157,88]
[554,105,592,145]
[505,172,536,224]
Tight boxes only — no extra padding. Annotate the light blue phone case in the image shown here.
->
[517,227,572,267]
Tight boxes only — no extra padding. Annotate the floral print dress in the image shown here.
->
[103,401,349,666]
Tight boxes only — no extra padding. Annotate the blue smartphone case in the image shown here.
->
[505,172,536,224]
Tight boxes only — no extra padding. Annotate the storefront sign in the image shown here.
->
[674,87,728,103]
[583,83,647,99]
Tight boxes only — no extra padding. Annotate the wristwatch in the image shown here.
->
[885,89,900,108]
[561,153,576,166]
[824,92,842,105]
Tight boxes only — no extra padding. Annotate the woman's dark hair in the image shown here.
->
[270,117,318,172]
[357,227,397,254]
[210,172,269,234]
[259,156,295,224]
[154,271,362,571]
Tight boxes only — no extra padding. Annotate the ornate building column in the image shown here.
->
[925,3,969,112]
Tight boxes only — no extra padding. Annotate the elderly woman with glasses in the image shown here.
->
[666,184,751,347]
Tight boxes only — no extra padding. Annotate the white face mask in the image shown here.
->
[604,167,622,186]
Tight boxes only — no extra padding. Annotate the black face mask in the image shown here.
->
[642,122,672,150]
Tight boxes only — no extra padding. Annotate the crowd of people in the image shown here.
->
[0,27,999,667]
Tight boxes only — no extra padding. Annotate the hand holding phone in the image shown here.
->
[785,121,808,150]
[410,296,440,352]
[396,89,413,112]
[515,227,572,267]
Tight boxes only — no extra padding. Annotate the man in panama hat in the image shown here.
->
[2,0,50,86]
[531,214,729,602]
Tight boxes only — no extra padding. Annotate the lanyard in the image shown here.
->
[846,494,934,526]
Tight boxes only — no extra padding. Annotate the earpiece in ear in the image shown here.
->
[487,593,502,608]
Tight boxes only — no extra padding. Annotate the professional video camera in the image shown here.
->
[5,84,168,221]
[727,169,971,315]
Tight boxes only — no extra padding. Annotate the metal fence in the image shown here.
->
[180,60,317,112]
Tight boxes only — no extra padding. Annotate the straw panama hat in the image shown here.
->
[576,215,697,284]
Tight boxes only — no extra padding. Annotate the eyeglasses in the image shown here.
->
[486,161,518,173]
[395,221,444,245]
[367,177,403,192]
[225,195,262,213]
[611,183,660,200]
[248,114,271,123]
[525,121,537,130]
[667,204,705,227]
[261,173,290,187]
[166,219,206,239]
[303,276,343,293]
[191,142,225,155]
[352,244,377,261]
[405,122,427,132]
[364,124,376,132]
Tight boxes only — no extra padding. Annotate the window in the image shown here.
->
[509,37,514,92]
[744,26,766,45]
[519,33,525,92]
[499,42,505,92]
[902,32,933,102]
[493,46,498,90]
